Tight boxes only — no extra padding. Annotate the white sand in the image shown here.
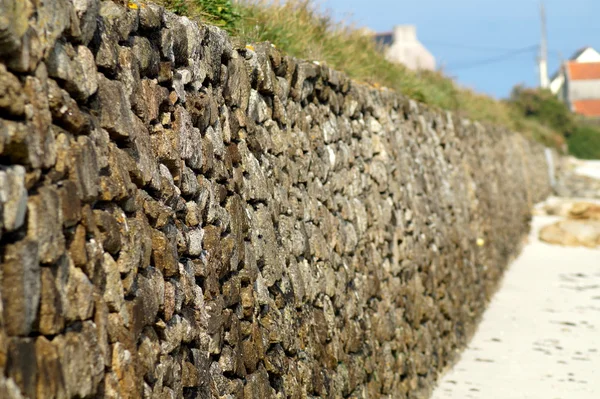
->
[431,213,600,399]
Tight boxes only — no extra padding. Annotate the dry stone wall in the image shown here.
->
[0,1,552,398]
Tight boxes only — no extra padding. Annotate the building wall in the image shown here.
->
[574,48,600,63]
[568,80,600,102]
[550,73,564,95]
[0,1,552,398]
[384,25,436,71]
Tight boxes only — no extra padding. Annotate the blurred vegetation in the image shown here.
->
[508,86,600,159]
[156,0,240,29]
[508,86,576,136]
[157,0,594,154]
[566,126,600,159]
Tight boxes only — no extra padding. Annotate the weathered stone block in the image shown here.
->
[132,36,159,78]
[0,64,25,116]
[224,54,250,111]
[1,239,40,336]
[101,253,124,313]
[58,180,82,228]
[94,209,122,255]
[68,135,99,202]
[35,267,65,335]
[27,186,65,264]
[94,74,134,140]
[6,338,37,398]
[71,0,99,45]
[151,229,179,277]
[0,0,32,68]
[54,329,97,397]
[0,165,28,232]
[46,42,98,100]
[117,211,153,273]
[35,336,67,399]
[64,257,94,321]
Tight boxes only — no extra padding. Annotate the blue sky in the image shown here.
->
[323,0,600,98]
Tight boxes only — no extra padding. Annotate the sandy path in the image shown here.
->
[575,160,600,180]
[431,213,600,399]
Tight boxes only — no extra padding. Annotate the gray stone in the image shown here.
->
[140,3,162,32]
[0,375,25,399]
[46,42,98,100]
[132,36,159,78]
[94,74,134,140]
[94,209,122,255]
[54,329,96,397]
[117,212,153,274]
[224,54,250,111]
[187,228,204,257]
[248,89,271,124]
[47,79,90,134]
[1,239,40,336]
[34,0,71,57]
[64,258,94,321]
[0,0,73,72]
[0,0,31,64]
[68,135,99,202]
[6,337,37,398]
[95,23,120,74]
[173,106,203,170]
[35,336,67,399]
[99,0,137,41]
[72,0,99,45]
[0,64,25,116]
[36,267,65,335]
[23,67,56,169]
[152,229,179,277]
[101,253,125,312]
[0,165,28,232]
[27,186,65,264]
[111,342,140,398]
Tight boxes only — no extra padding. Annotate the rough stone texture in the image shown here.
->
[538,200,600,248]
[539,219,600,248]
[0,2,553,398]
[554,157,600,199]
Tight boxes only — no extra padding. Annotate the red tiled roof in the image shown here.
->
[567,62,600,80]
[572,99,600,117]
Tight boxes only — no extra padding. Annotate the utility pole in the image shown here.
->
[539,1,549,89]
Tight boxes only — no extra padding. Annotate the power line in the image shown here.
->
[444,45,539,71]
[423,41,537,52]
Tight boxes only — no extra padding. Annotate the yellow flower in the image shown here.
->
[476,238,485,247]
[245,44,255,51]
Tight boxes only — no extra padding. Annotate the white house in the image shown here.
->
[550,47,600,118]
[374,26,436,71]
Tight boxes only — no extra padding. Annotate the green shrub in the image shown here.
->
[508,85,576,136]
[198,0,240,30]
[567,126,600,159]
[156,0,240,31]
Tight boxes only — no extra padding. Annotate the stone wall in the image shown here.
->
[554,158,600,199]
[0,1,552,398]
